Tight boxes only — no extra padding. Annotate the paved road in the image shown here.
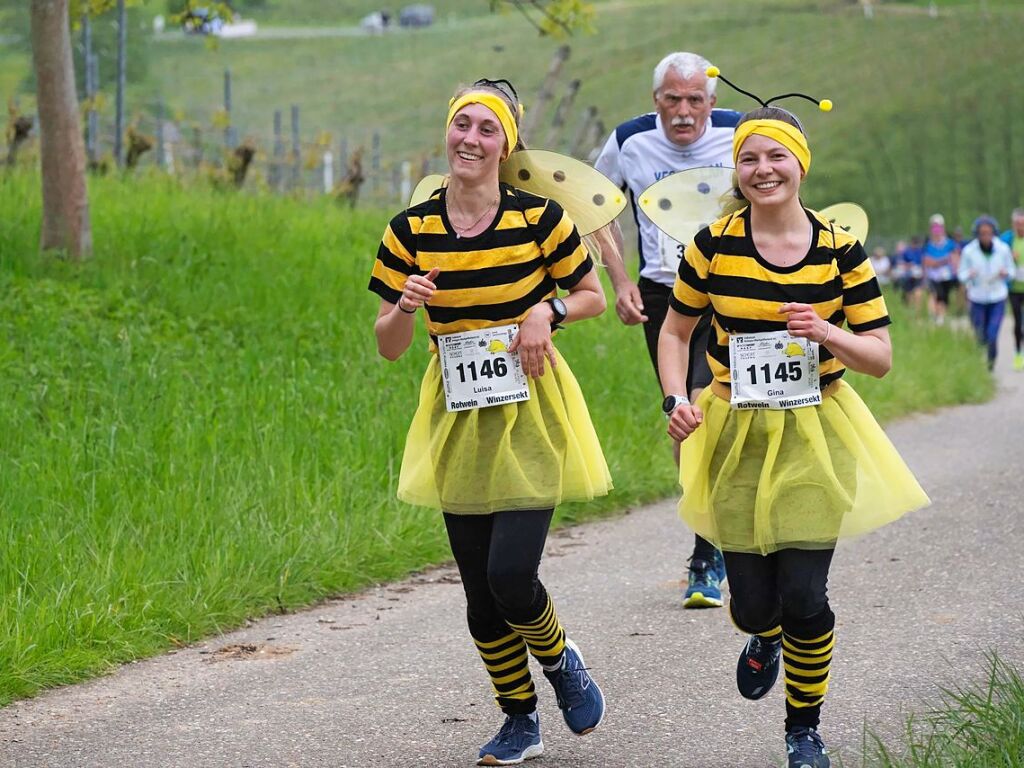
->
[2,327,1022,768]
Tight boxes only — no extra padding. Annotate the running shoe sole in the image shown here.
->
[476,742,544,766]
[683,590,724,608]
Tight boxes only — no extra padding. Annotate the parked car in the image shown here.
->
[399,4,434,28]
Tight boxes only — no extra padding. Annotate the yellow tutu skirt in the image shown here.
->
[398,348,612,514]
[679,380,930,555]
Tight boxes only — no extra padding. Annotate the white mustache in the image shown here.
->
[671,116,696,128]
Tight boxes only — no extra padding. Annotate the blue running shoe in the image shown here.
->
[785,726,830,768]
[543,638,605,735]
[683,557,724,608]
[477,713,543,766]
[711,548,727,585]
[737,633,781,700]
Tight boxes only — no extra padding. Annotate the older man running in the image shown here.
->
[593,51,740,608]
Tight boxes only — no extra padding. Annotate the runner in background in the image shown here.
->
[922,213,959,325]
[1000,208,1024,370]
[592,51,740,608]
[959,215,1014,371]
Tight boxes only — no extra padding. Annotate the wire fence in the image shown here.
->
[3,46,609,209]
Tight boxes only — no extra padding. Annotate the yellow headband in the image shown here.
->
[733,119,811,174]
[446,92,519,161]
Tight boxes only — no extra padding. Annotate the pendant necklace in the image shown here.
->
[447,195,498,239]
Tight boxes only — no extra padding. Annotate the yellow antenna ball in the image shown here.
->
[706,65,720,78]
[819,99,833,112]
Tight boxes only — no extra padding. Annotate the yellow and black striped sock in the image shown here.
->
[758,625,783,644]
[507,595,566,670]
[473,631,537,715]
[782,627,834,729]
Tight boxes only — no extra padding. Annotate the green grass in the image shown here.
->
[0,169,993,705]
[863,654,1024,767]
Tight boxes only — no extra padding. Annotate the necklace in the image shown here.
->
[446,195,498,239]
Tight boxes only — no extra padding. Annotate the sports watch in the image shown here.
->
[545,297,568,330]
[661,394,691,418]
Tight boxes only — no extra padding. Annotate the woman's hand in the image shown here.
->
[509,304,557,378]
[779,302,829,344]
[667,404,704,442]
[400,267,441,312]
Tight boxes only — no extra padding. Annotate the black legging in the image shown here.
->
[444,509,553,637]
[724,548,837,731]
[724,548,835,632]
[1010,292,1024,353]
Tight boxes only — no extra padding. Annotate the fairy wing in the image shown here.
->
[498,149,626,236]
[819,202,869,244]
[636,166,736,246]
[409,174,448,207]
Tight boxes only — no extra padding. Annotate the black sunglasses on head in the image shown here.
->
[473,78,519,102]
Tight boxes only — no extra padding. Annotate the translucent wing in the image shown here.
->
[409,174,448,207]
[498,149,626,236]
[637,166,736,246]
[819,202,869,244]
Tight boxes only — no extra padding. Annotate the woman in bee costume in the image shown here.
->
[652,68,930,768]
[369,78,620,766]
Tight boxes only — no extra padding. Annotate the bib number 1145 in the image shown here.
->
[745,360,803,385]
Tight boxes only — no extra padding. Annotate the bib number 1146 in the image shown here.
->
[455,357,508,383]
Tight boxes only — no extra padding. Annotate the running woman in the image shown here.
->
[369,78,610,766]
[959,215,1014,371]
[655,69,930,767]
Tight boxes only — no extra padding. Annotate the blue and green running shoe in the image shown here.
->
[683,553,725,608]
[477,713,543,766]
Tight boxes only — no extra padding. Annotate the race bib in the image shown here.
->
[657,228,686,274]
[438,325,530,412]
[729,330,821,410]
[1016,264,1024,283]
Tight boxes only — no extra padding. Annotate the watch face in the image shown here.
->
[662,395,676,414]
[550,297,567,322]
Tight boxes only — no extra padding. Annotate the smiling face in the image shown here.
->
[654,68,716,147]
[736,133,805,209]
[446,101,506,183]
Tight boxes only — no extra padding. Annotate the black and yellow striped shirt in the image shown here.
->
[368,183,592,340]
[671,206,890,388]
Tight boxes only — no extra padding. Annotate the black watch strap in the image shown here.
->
[546,297,568,329]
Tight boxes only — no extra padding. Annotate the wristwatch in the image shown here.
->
[545,297,568,330]
[662,394,690,418]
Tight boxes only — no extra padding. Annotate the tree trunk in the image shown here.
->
[30,0,92,258]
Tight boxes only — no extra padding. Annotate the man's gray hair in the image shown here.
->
[652,52,716,97]
[1012,207,1024,220]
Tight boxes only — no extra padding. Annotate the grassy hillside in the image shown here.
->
[140,0,1024,238]
[3,0,1023,237]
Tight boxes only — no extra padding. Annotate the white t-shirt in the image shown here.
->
[594,109,740,286]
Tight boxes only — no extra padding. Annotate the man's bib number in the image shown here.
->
[729,330,821,410]
[657,229,685,274]
[438,324,530,413]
